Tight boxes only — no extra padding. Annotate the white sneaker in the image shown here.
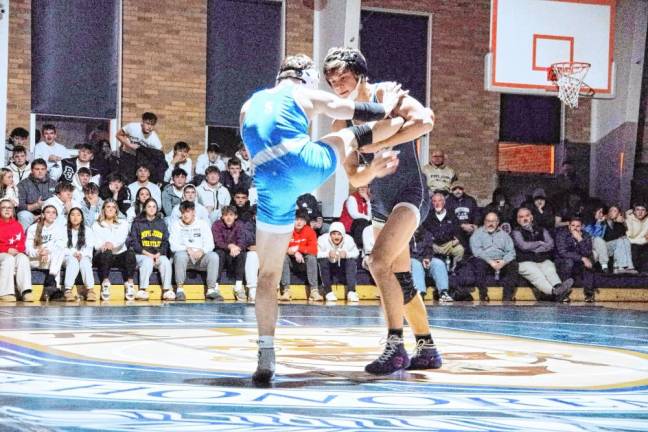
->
[101,280,111,301]
[347,291,360,302]
[234,282,246,302]
[162,290,176,301]
[248,287,256,303]
[135,289,149,301]
[325,291,338,302]
[124,282,135,301]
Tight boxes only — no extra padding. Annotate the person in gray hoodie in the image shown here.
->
[161,167,187,217]
[16,158,57,230]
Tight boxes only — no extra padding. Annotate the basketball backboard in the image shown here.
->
[485,0,616,98]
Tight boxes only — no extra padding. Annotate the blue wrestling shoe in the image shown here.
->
[407,340,442,370]
[364,335,410,375]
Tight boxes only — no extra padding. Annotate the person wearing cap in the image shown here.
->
[529,187,558,232]
[317,221,360,302]
[161,167,188,217]
[446,181,478,237]
[197,166,230,224]
[421,149,456,194]
[212,205,248,302]
[626,202,648,273]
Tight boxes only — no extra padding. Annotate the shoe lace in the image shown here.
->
[412,339,435,356]
[376,336,402,364]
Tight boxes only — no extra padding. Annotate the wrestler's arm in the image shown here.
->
[298,87,403,121]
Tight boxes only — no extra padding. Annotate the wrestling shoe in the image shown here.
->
[252,348,275,385]
[364,335,410,375]
[407,340,442,370]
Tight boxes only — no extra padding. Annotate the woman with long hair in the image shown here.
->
[92,199,136,301]
[125,186,151,227]
[127,198,173,300]
[25,204,66,299]
[60,207,96,301]
[0,168,19,206]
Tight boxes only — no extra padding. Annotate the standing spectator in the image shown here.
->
[43,182,80,225]
[421,149,456,194]
[92,199,137,301]
[339,185,372,238]
[602,205,636,274]
[161,168,187,217]
[60,143,101,185]
[26,205,66,299]
[34,124,71,181]
[197,166,230,223]
[484,188,514,228]
[170,184,210,223]
[625,202,648,273]
[169,201,221,301]
[421,192,465,276]
[212,206,247,301]
[468,212,518,301]
[221,157,252,196]
[0,168,19,206]
[529,188,558,232]
[116,112,162,152]
[279,210,321,302]
[99,173,132,216]
[195,143,227,178]
[5,127,29,164]
[128,165,162,206]
[164,141,193,183]
[128,198,173,301]
[80,183,103,227]
[231,187,256,223]
[7,145,31,184]
[555,217,596,302]
[511,207,573,302]
[125,187,152,227]
[59,207,96,301]
[234,146,252,176]
[16,158,57,230]
[446,182,478,238]
[0,199,32,302]
[317,222,360,302]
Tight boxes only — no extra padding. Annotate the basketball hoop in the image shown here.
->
[548,62,594,109]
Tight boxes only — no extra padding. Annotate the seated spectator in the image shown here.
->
[555,217,596,302]
[99,173,132,216]
[195,143,227,179]
[26,205,66,299]
[484,188,514,228]
[197,166,230,223]
[583,204,613,272]
[556,192,584,228]
[71,167,93,203]
[421,192,465,274]
[242,214,258,303]
[602,205,636,274]
[5,127,29,164]
[17,158,57,229]
[0,199,33,302]
[625,202,648,273]
[234,146,252,176]
[528,188,558,232]
[34,124,71,181]
[317,221,360,302]
[128,165,161,206]
[80,183,103,227]
[0,168,19,206]
[44,182,80,225]
[511,207,573,302]
[125,187,152,227]
[280,210,321,302]
[7,145,31,184]
[60,143,101,185]
[170,201,221,301]
[212,206,248,301]
[410,226,449,301]
[164,141,193,183]
[339,185,372,237]
[468,212,518,301]
[92,199,137,301]
[116,112,162,153]
[127,198,173,301]
[231,187,256,223]
[421,149,456,194]
[446,182,478,238]
[170,184,210,223]
[59,207,95,301]
[161,168,187,217]
[221,157,252,196]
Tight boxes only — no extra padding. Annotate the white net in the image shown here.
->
[550,62,591,109]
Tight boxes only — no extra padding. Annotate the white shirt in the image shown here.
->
[56,226,95,259]
[169,202,210,224]
[43,195,82,225]
[164,150,193,182]
[195,153,227,176]
[122,122,162,151]
[26,221,65,259]
[128,181,162,207]
[234,150,252,176]
[34,141,72,180]
[92,219,130,254]
[169,218,214,254]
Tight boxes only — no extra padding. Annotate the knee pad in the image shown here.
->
[395,271,417,304]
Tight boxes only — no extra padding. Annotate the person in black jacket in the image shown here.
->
[99,173,132,216]
[127,198,173,301]
[60,143,101,184]
[421,192,464,273]
[445,182,478,239]
[221,157,252,196]
[554,217,596,302]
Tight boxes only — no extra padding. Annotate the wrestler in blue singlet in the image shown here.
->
[242,84,337,231]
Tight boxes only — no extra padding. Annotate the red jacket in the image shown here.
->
[288,225,317,256]
[339,191,370,232]
[0,218,26,253]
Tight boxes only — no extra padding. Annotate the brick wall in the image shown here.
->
[6,0,30,133]
[498,143,554,174]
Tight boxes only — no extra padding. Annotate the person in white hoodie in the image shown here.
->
[169,184,210,224]
[169,200,221,301]
[44,181,81,226]
[317,221,360,302]
[626,202,648,272]
[128,165,162,206]
[197,166,230,223]
[26,204,66,299]
[58,207,95,302]
[92,199,137,301]
[195,143,228,178]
